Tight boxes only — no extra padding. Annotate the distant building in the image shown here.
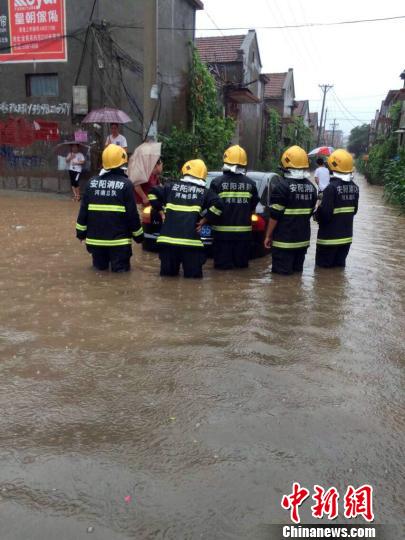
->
[374,88,405,140]
[195,30,264,167]
[0,0,204,192]
[323,130,344,148]
[262,69,295,146]
[294,100,310,127]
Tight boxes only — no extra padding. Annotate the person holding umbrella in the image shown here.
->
[127,142,163,211]
[82,107,131,152]
[105,123,128,151]
[66,144,85,201]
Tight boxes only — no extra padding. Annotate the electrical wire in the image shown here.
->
[332,90,371,124]
[110,14,405,31]
[0,27,87,52]
[75,0,99,85]
[204,10,225,37]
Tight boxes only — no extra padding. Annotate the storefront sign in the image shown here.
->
[0,0,66,63]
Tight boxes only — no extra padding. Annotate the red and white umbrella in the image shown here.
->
[308,146,334,157]
[82,107,132,124]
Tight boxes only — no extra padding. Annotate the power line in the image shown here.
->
[0,28,87,52]
[111,14,405,31]
[75,0,99,85]
[203,10,225,37]
[332,90,371,124]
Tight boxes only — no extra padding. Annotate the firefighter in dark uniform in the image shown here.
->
[315,149,359,268]
[264,145,317,275]
[76,144,144,272]
[148,159,222,278]
[209,145,259,270]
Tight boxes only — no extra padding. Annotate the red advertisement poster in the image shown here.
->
[0,0,66,63]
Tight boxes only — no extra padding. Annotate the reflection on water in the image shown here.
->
[0,176,404,539]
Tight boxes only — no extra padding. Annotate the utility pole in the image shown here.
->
[330,119,339,147]
[317,84,333,146]
[143,0,158,140]
[321,108,328,145]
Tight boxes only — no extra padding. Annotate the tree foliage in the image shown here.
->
[359,102,403,185]
[347,124,370,156]
[383,149,405,209]
[262,109,283,172]
[160,47,235,178]
[284,116,314,152]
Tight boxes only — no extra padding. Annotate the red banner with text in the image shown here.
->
[0,0,66,63]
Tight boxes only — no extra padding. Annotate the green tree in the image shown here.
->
[262,109,283,172]
[347,124,370,156]
[160,47,235,178]
[358,102,403,185]
[284,116,313,152]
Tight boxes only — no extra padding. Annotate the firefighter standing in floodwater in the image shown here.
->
[75,144,143,272]
[148,159,223,278]
[315,149,359,268]
[209,145,259,270]
[264,145,317,275]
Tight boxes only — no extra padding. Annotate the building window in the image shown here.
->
[26,74,59,97]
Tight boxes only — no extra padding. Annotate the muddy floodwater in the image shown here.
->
[0,175,404,540]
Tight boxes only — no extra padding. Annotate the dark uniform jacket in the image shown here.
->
[269,175,317,249]
[209,171,260,240]
[76,169,143,246]
[316,176,359,246]
[148,178,223,248]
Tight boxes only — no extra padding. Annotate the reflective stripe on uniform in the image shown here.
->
[165,203,202,212]
[317,237,352,246]
[157,235,204,247]
[148,194,158,201]
[219,191,252,198]
[270,204,285,211]
[212,225,252,232]
[209,205,222,216]
[88,204,126,213]
[284,208,313,215]
[272,240,310,249]
[85,238,132,246]
[132,227,143,237]
[76,223,87,231]
[333,206,355,214]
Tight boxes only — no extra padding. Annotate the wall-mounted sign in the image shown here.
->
[0,0,67,63]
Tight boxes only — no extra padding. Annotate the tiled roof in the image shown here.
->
[295,100,308,116]
[195,35,245,63]
[262,72,288,99]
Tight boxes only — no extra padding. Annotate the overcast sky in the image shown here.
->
[196,0,405,137]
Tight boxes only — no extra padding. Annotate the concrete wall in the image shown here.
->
[0,0,197,192]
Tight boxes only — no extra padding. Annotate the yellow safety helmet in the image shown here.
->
[181,159,208,181]
[102,144,128,170]
[327,149,354,173]
[223,145,248,167]
[281,145,309,169]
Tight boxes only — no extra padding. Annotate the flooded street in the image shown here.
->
[0,174,404,539]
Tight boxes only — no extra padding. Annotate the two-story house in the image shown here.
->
[196,30,264,167]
